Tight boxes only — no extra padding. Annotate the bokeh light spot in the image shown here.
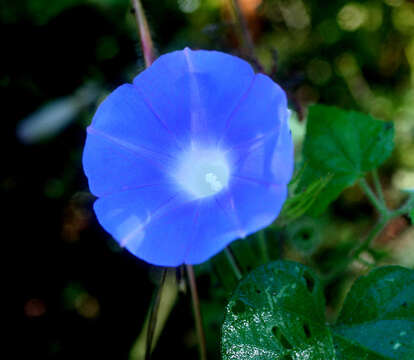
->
[177,0,201,13]
[337,3,368,31]
[75,293,100,319]
[393,3,414,34]
[24,298,46,318]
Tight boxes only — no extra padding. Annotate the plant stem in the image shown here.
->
[228,0,263,72]
[391,194,414,218]
[352,218,388,258]
[372,169,386,206]
[323,219,387,283]
[186,265,207,360]
[131,0,156,67]
[359,178,389,217]
[224,247,243,281]
[257,230,270,263]
[325,183,413,283]
[145,269,167,360]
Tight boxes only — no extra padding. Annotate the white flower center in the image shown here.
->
[174,146,230,199]
[205,172,223,192]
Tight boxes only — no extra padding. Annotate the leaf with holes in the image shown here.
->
[222,263,414,360]
[332,266,414,360]
[221,261,335,359]
[299,105,394,215]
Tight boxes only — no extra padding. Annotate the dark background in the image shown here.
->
[6,0,413,359]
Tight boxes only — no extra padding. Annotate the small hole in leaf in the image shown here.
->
[231,300,246,315]
[303,323,311,338]
[402,301,407,308]
[303,272,315,293]
[255,288,261,294]
[271,326,292,349]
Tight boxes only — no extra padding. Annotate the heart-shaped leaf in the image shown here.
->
[299,105,394,215]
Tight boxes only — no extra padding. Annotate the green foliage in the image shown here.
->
[333,266,414,359]
[210,229,281,292]
[280,173,332,223]
[299,105,394,215]
[222,261,335,359]
[222,262,414,360]
[410,208,414,224]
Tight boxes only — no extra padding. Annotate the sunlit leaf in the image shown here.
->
[222,263,414,360]
[221,261,335,360]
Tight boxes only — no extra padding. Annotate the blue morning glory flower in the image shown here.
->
[82,48,293,266]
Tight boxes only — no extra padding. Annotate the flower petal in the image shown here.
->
[90,84,179,152]
[220,73,288,148]
[184,180,287,264]
[133,48,255,146]
[83,132,168,197]
[93,187,200,266]
[83,84,179,197]
[182,197,242,264]
[270,109,294,184]
[230,110,294,186]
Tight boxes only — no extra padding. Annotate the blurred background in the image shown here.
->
[8,0,413,358]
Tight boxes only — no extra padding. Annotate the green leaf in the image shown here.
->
[410,208,414,224]
[221,263,414,360]
[221,261,336,359]
[299,105,394,215]
[332,266,414,360]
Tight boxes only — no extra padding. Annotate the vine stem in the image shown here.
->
[325,176,414,283]
[131,0,156,67]
[352,218,389,258]
[359,177,389,217]
[228,0,264,72]
[186,265,207,360]
[323,218,388,283]
[372,169,386,206]
[257,230,270,263]
[224,247,243,281]
[391,194,414,218]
